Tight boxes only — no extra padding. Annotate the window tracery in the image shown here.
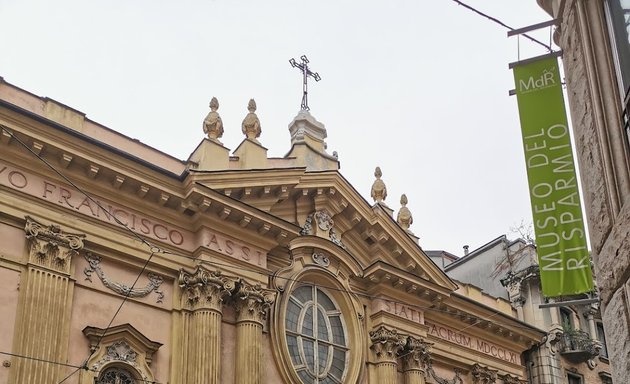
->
[286,285,348,384]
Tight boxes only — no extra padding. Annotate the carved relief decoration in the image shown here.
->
[399,336,432,372]
[499,374,526,384]
[92,341,148,382]
[178,267,237,310]
[233,280,276,324]
[369,326,406,363]
[471,363,498,384]
[25,215,85,274]
[312,252,330,268]
[427,363,464,384]
[84,253,164,303]
[203,97,224,143]
[300,209,346,249]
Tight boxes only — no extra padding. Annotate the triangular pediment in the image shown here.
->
[189,168,457,293]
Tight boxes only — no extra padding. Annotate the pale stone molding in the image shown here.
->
[233,279,276,324]
[178,267,237,311]
[370,166,387,203]
[241,99,262,142]
[471,363,498,384]
[300,209,346,249]
[369,325,406,363]
[25,215,85,274]
[203,97,224,143]
[84,253,164,303]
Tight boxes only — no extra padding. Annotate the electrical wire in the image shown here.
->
[0,351,96,371]
[450,0,553,52]
[0,126,165,383]
[0,123,544,335]
[1,123,545,382]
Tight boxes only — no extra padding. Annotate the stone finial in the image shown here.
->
[397,194,413,232]
[203,97,224,143]
[370,166,387,203]
[241,99,261,142]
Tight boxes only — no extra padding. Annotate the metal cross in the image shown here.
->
[289,55,321,111]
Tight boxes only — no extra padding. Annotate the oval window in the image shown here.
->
[285,285,348,384]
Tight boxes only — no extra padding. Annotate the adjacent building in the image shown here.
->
[437,235,612,383]
[535,1,630,382]
[0,78,545,384]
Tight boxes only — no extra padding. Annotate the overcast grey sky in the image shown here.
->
[0,0,558,255]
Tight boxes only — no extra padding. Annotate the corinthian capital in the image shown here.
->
[25,216,85,274]
[400,336,432,372]
[178,267,237,311]
[471,364,497,384]
[369,326,406,363]
[233,280,276,324]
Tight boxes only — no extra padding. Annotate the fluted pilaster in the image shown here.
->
[10,217,84,383]
[369,326,406,384]
[179,267,237,384]
[233,280,275,384]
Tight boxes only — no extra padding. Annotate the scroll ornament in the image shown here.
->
[233,280,276,323]
[84,253,164,303]
[300,209,346,249]
[369,326,406,362]
[25,216,85,273]
[92,341,149,382]
[178,267,237,310]
[471,364,498,384]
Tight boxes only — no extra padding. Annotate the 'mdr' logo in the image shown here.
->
[519,68,556,93]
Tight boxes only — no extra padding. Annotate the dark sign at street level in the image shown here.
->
[512,53,593,297]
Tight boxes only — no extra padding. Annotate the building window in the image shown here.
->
[597,322,608,358]
[285,285,348,384]
[606,1,630,151]
[607,1,630,95]
[568,372,583,384]
[560,307,574,330]
[96,366,137,384]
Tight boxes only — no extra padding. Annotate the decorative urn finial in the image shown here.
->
[371,166,387,203]
[242,99,261,142]
[203,97,224,143]
[397,194,413,232]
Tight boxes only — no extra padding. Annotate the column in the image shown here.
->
[585,306,597,339]
[10,217,85,383]
[179,268,237,384]
[369,326,405,384]
[400,336,431,384]
[233,280,276,384]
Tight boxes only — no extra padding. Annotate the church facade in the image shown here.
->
[0,78,544,384]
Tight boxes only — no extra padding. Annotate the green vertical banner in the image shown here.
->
[512,53,593,297]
